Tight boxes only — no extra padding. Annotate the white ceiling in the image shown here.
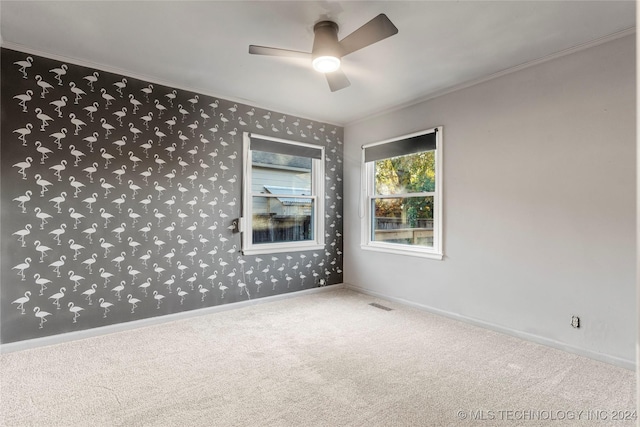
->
[1,1,635,126]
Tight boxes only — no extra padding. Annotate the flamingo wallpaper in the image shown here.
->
[1,48,344,344]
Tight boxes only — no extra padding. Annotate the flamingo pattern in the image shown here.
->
[1,48,343,344]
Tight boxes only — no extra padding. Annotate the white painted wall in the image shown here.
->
[343,35,636,367]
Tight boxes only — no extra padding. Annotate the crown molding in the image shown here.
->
[346,27,636,127]
[3,25,634,130]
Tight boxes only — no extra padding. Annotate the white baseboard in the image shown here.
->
[0,284,344,354]
[344,283,635,371]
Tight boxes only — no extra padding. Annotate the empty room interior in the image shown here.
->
[0,1,637,426]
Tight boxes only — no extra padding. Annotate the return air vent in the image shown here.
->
[369,302,393,311]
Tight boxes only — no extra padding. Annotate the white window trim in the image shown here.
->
[360,126,443,260]
[242,132,325,256]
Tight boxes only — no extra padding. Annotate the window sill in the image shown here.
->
[242,242,325,256]
[360,243,443,260]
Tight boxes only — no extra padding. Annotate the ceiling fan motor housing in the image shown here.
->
[312,21,342,59]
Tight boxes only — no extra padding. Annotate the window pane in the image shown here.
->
[252,150,312,194]
[372,196,434,247]
[374,150,435,195]
[252,196,314,244]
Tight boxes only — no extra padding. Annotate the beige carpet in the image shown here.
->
[0,288,635,426]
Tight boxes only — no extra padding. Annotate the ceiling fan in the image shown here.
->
[249,14,398,92]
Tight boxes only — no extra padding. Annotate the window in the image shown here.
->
[242,133,324,255]
[361,127,443,259]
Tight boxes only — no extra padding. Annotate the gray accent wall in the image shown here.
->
[343,35,635,367]
[1,48,343,344]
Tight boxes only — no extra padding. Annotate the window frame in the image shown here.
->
[242,132,325,256]
[361,127,443,260]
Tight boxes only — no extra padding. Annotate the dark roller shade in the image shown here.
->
[251,135,323,159]
[364,130,437,163]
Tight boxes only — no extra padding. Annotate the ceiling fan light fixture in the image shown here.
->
[312,55,341,73]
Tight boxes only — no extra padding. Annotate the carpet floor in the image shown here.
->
[0,288,636,426]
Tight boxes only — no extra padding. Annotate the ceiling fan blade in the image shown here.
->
[325,69,351,92]
[338,14,398,57]
[249,45,311,59]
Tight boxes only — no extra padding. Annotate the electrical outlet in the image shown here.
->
[571,315,580,329]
